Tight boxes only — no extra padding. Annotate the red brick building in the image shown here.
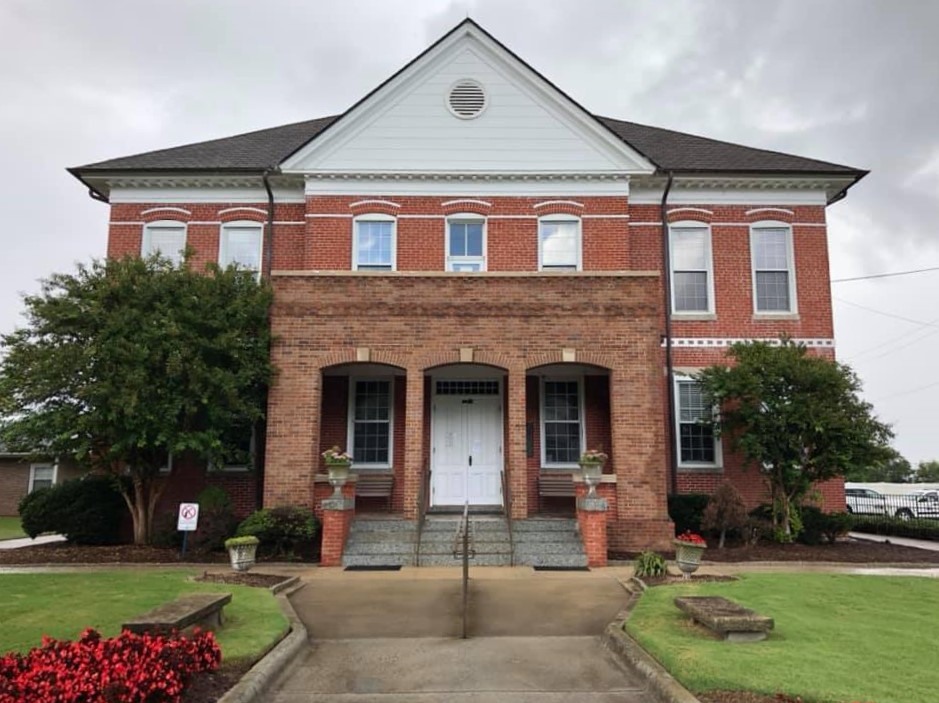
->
[69,20,863,564]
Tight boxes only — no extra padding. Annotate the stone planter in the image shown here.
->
[673,540,707,579]
[326,461,351,499]
[228,543,258,572]
[578,461,604,499]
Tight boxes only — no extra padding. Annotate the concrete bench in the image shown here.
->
[123,593,232,635]
[538,472,575,498]
[674,596,774,642]
[355,472,394,510]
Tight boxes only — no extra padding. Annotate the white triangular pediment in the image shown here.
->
[281,22,654,175]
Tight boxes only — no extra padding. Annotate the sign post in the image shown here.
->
[177,503,200,558]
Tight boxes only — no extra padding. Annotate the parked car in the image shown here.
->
[845,487,888,515]
[895,490,939,520]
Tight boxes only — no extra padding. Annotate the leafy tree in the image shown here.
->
[701,481,748,548]
[914,460,939,483]
[844,447,912,483]
[696,340,893,541]
[0,256,272,544]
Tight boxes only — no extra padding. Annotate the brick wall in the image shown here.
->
[0,460,30,516]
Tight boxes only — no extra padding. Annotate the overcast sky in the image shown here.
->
[2,0,937,465]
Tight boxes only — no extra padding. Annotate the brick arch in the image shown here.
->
[348,200,401,217]
[525,352,614,372]
[422,359,510,374]
[318,349,408,371]
[140,207,192,223]
[744,208,795,223]
[666,207,714,224]
[218,207,268,223]
[532,200,585,217]
[441,199,493,216]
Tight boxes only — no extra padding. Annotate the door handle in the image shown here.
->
[468,455,472,467]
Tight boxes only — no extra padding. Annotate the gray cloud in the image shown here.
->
[2,0,937,463]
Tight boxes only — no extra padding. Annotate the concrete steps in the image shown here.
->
[341,516,588,568]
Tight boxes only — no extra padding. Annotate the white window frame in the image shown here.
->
[445,214,487,271]
[540,377,586,469]
[158,451,173,475]
[353,214,397,272]
[673,375,722,470]
[750,221,798,315]
[346,376,394,469]
[142,220,187,265]
[28,463,57,492]
[668,221,715,315]
[537,215,582,272]
[219,220,264,279]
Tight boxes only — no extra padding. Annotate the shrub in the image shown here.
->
[667,494,709,535]
[190,486,237,553]
[150,511,183,549]
[850,515,939,541]
[701,482,748,548]
[0,627,220,703]
[798,505,853,545]
[18,474,125,545]
[236,506,319,560]
[749,502,803,543]
[633,550,668,578]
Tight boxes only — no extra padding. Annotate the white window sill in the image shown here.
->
[677,464,724,473]
[672,313,717,321]
[753,312,800,321]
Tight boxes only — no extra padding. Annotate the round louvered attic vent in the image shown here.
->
[447,79,487,119]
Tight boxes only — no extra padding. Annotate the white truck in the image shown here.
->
[847,487,939,520]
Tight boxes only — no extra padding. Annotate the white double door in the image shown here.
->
[431,394,503,507]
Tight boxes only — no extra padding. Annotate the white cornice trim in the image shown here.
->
[665,337,834,349]
[630,221,826,228]
[630,175,854,205]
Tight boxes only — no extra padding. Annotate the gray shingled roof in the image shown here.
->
[70,113,863,177]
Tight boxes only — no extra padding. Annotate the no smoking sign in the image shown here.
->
[177,503,200,532]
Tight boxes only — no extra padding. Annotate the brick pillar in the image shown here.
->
[506,368,528,519]
[576,483,608,568]
[264,355,320,508]
[320,482,355,567]
[402,368,425,519]
[610,364,674,551]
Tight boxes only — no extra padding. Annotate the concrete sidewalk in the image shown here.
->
[849,531,939,552]
[272,570,651,702]
[0,534,65,550]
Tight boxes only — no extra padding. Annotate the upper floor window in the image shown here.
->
[669,224,714,313]
[142,221,186,265]
[538,216,581,271]
[751,223,797,313]
[447,216,486,271]
[674,377,721,468]
[354,215,396,271]
[220,221,263,277]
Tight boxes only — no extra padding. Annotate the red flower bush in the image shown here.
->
[0,627,221,703]
[675,530,707,545]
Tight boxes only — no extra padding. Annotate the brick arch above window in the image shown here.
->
[140,207,192,223]
[218,206,267,223]
[348,199,402,217]
[525,351,615,371]
[744,207,795,223]
[319,349,409,371]
[666,207,713,224]
[532,200,585,216]
[441,199,492,216]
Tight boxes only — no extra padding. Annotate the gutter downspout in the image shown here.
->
[262,169,276,280]
[257,168,277,511]
[659,172,678,495]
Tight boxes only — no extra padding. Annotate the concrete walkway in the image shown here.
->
[849,531,939,552]
[0,534,65,550]
[272,568,652,702]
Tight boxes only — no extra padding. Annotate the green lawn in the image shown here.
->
[0,570,288,664]
[0,516,25,541]
[627,573,939,703]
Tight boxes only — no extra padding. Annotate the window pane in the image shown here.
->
[465,223,483,256]
[544,381,579,422]
[451,262,481,272]
[672,228,707,270]
[754,229,789,270]
[357,220,394,269]
[449,223,467,256]
[352,380,391,464]
[222,226,261,271]
[354,381,390,421]
[144,226,185,265]
[353,422,390,464]
[680,423,716,463]
[678,381,716,464]
[674,271,709,312]
[544,423,581,464]
[540,221,579,268]
[31,466,54,492]
[678,382,708,422]
[755,271,790,311]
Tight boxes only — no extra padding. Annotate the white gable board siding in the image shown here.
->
[283,28,653,175]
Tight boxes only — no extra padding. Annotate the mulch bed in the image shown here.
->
[0,543,316,566]
[612,537,939,564]
[196,571,292,588]
[699,693,804,703]
[182,659,252,703]
[641,574,738,587]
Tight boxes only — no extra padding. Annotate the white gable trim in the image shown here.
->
[280,22,654,175]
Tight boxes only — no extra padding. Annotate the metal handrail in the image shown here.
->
[458,501,470,639]
[501,469,515,566]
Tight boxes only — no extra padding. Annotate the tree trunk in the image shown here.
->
[779,491,792,541]
[118,472,168,545]
[719,528,726,549]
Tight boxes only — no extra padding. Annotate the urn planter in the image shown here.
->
[673,539,707,579]
[578,461,604,499]
[224,536,259,572]
[326,461,351,499]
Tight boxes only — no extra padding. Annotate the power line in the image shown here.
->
[874,378,939,402]
[832,266,939,283]
[834,297,939,328]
